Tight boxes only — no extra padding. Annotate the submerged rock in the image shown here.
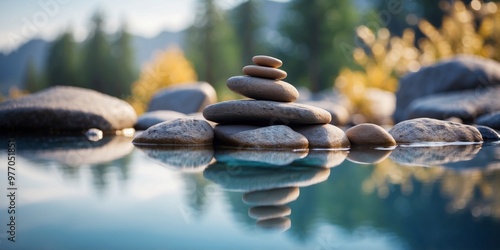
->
[394,55,500,122]
[294,124,350,148]
[389,118,482,143]
[147,82,217,114]
[0,86,137,131]
[474,125,500,141]
[346,123,396,146]
[133,118,213,145]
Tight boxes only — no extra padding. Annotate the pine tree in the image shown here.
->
[45,30,79,87]
[111,25,137,97]
[82,12,116,96]
[185,0,240,92]
[277,0,359,92]
[231,0,266,66]
[22,57,43,92]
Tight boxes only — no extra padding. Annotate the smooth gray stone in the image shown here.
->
[394,55,500,122]
[134,110,186,130]
[203,100,332,125]
[476,112,500,130]
[0,86,137,131]
[213,124,308,149]
[389,118,482,143]
[133,118,213,145]
[227,76,298,102]
[147,82,217,114]
[406,87,500,123]
[294,124,350,148]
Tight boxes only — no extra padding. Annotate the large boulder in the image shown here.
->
[147,82,217,114]
[389,118,482,143]
[406,87,500,123]
[0,86,137,132]
[394,55,500,122]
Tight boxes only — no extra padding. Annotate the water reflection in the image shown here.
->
[347,146,392,164]
[136,145,214,172]
[389,144,481,167]
[204,161,330,232]
[292,149,348,168]
[215,148,308,166]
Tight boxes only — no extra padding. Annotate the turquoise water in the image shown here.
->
[1,135,500,250]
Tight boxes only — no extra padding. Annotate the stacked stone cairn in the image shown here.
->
[202,55,353,149]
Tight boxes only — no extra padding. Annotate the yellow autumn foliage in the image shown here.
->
[128,46,198,114]
[336,0,500,122]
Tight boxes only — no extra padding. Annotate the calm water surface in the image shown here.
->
[1,135,500,250]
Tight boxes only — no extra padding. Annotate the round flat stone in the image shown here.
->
[203,100,332,125]
[227,76,298,102]
[252,55,282,68]
[243,65,287,80]
[243,187,300,206]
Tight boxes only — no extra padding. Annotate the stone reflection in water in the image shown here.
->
[204,162,329,232]
[347,147,393,165]
[292,149,348,168]
[363,145,500,219]
[389,144,481,167]
[135,145,214,172]
[215,147,308,166]
[15,135,134,166]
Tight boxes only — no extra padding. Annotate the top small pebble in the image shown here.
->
[253,55,283,68]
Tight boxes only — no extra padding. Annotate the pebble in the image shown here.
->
[346,123,396,146]
[252,55,283,68]
[203,100,332,125]
[133,118,214,145]
[474,125,500,141]
[213,124,308,149]
[389,118,483,143]
[243,187,300,206]
[227,76,298,102]
[294,124,351,148]
[243,65,287,80]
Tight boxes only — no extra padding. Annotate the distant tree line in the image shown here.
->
[23,12,137,98]
[22,0,462,98]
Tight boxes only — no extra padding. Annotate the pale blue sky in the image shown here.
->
[0,0,282,53]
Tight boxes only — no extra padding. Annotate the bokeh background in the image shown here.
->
[1,0,499,118]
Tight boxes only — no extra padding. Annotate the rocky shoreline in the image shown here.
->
[1,55,499,149]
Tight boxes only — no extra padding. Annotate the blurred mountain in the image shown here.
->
[0,0,287,95]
